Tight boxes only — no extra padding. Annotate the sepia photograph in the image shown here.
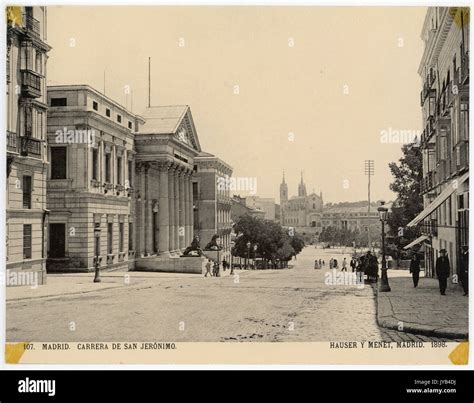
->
[3,4,470,365]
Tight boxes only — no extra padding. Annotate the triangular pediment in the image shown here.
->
[173,107,201,152]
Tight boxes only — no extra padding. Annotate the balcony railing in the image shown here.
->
[23,13,40,37]
[421,218,438,237]
[21,70,42,98]
[20,137,42,158]
[421,172,434,194]
[7,131,18,153]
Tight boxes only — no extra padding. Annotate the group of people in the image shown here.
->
[410,247,468,296]
[204,259,231,277]
[314,251,379,283]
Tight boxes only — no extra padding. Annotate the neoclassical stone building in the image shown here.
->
[46,86,228,273]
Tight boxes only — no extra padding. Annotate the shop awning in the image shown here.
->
[403,235,429,250]
[407,172,469,227]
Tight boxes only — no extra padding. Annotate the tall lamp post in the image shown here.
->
[253,244,258,269]
[246,241,251,270]
[93,224,101,283]
[377,201,390,292]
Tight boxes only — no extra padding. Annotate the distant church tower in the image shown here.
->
[298,171,307,197]
[280,171,288,205]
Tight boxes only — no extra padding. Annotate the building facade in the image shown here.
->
[410,7,469,278]
[6,7,51,284]
[193,151,233,262]
[46,85,144,272]
[279,173,324,240]
[245,196,276,221]
[45,86,228,274]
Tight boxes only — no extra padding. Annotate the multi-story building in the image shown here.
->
[245,196,276,221]
[6,7,51,284]
[46,85,144,272]
[321,205,382,241]
[230,196,266,222]
[193,151,233,262]
[409,7,469,278]
[279,173,324,240]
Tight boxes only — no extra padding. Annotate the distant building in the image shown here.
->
[245,196,275,221]
[322,205,381,238]
[279,172,324,240]
[6,7,51,284]
[409,7,469,278]
[231,196,266,222]
[193,151,233,262]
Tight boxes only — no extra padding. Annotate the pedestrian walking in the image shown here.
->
[356,257,364,283]
[314,259,320,270]
[204,259,212,277]
[213,260,221,277]
[319,259,322,267]
[341,258,347,272]
[333,258,338,270]
[322,260,325,267]
[460,245,468,296]
[222,259,229,272]
[409,253,421,288]
[350,257,356,273]
[435,249,450,295]
[329,258,333,269]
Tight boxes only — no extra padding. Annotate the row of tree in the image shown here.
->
[319,226,382,248]
[232,214,305,269]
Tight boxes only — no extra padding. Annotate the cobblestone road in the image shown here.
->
[7,247,453,342]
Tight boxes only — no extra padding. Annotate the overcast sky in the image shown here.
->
[47,6,426,204]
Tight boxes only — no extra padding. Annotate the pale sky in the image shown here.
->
[47,6,426,203]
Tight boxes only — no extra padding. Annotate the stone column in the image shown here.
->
[184,171,190,247]
[187,175,194,246]
[144,163,152,256]
[137,163,146,257]
[158,163,170,256]
[174,170,180,253]
[168,165,176,254]
[178,170,186,250]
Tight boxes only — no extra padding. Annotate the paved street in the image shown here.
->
[7,247,453,343]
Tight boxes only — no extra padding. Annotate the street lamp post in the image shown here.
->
[377,201,390,292]
[246,241,251,270]
[93,224,101,283]
[253,244,258,269]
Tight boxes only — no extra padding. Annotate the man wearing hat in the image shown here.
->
[435,249,451,295]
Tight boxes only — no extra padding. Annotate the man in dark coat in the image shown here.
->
[409,253,421,288]
[435,249,450,295]
[460,246,468,296]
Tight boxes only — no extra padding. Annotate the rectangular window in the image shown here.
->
[105,108,111,117]
[51,98,67,107]
[117,156,122,185]
[105,153,111,183]
[128,223,133,251]
[119,223,124,253]
[23,224,32,259]
[117,115,122,123]
[192,182,199,200]
[107,223,113,254]
[22,175,32,209]
[92,148,99,180]
[50,147,67,179]
[92,101,98,111]
[128,121,133,129]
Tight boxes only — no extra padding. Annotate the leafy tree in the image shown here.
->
[387,142,423,257]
